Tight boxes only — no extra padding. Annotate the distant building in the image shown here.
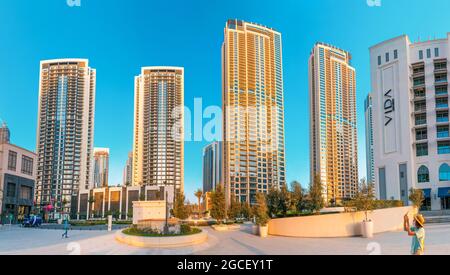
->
[0,123,10,144]
[93,148,109,188]
[123,151,133,186]
[35,59,96,217]
[202,142,222,193]
[309,42,359,204]
[132,67,184,193]
[0,140,37,224]
[222,19,287,205]
[365,93,375,185]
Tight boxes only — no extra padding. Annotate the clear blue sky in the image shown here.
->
[1,0,449,202]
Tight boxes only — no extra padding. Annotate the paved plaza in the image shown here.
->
[1,223,450,255]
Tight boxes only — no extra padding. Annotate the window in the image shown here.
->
[439,163,450,181]
[427,49,431,59]
[414,77,425,86]
[394,50,398,59]
[418,166,430,183]
[416,143,428,157]
[436,97,449,108]
[437,126,450,138]
[414,88,426,98]
[435,48,440,57]
[6,182,16,198]
[436,86,448,95]
[378,56,382,66]
[437,111,449,123]
[415,113,427,125]
[415,101,426,112]
[19,186,32,200]
[416,128,428,140]
[21,156,33,176]
[419,50,424,60]
[438,141,450,155]
[8,151,17,171]
[386,52,390,62]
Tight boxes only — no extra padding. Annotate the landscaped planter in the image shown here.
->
[252,224,259,235]
[361,221,374,238]
[115,229,208,248]
[259,225,268,238]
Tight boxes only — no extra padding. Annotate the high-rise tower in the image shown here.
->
[222,19,286,205]
[309,43,359,204]
[36,59,96,215]
[132,67,184,193]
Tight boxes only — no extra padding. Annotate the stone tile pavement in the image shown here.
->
[0,223,449,255]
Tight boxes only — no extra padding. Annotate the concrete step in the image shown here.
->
[426,216,450,224]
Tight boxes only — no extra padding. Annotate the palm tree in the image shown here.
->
[195,189,203,219]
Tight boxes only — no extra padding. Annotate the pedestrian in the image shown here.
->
[404,213,426,255]
[62,217,69,239]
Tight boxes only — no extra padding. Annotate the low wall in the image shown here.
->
[268,206,414,238]
[115,230,208,248]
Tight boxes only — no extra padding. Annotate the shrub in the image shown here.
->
[210,184,226,224]
[255,193,270,226]
[409,188,425,209]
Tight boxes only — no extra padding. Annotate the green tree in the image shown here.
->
[409,188,425,210]
[290,181,305,213]
[228,196,242,221]
[278,185,290,216]
[266,187,280,217]
[173,192,189,220]
[241,202,251,220]
[353,178,376,222]
[210,184,226,224]
[309,174,325,214]
[194,189,203,218]
[254,193,270,226]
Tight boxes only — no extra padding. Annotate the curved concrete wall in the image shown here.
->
[268,206,414,238]
[115,230,208,248]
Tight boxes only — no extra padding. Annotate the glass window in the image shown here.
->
[437,111,449,123]
[6,182,16,198]
[415,113,427,125]
[386,52,390,62]
[418,166,430,183]
[438,126,450,138]
[436,86,448,95]
[436,98,449,108]
[435,48,440,57]
[419,50,424,60]
[21,156,33,176]
[19,186,32,200]
[416,143,428,157]
[416,128,428,140]
[394,50,398,59]
[438,141,450,155]
[8,151,17,171]
[427,49,431,58]
[378,56,382,66]
[439,163,450,181]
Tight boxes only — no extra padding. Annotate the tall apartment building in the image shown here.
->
[202,141,222,193]
[36,59,96,216]
[93,148,109,188]
[370,34,450,210]
[0,123,10,144]
[309,43,359,204]
[222,19,286,205]
[365,93,375,184]
[123,151,133,186]
[132,67,184,194]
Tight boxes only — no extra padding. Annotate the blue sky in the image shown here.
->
[1,0,449,202]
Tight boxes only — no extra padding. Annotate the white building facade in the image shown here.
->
[370,34,450,210]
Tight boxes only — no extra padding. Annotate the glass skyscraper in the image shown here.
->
[309,43,359,204]
[222,19,286,205]
[36,59,96,216]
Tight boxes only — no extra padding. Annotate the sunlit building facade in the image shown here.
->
[202,141,222,193]
[365,93,375,185]
[222,19,286,205]
[93,148,109,188]
[309,43,359,204]
[370,34,450,210]
[36,59,96,216]
[132,67,184,194]
[0,122,10,144]
[123,151,133,186]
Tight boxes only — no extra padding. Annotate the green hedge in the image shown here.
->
[122,225,202,237]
